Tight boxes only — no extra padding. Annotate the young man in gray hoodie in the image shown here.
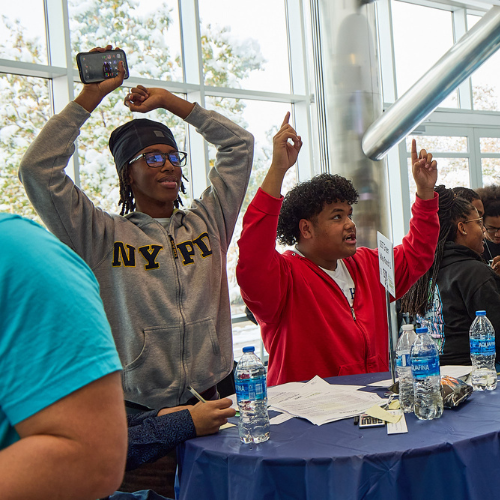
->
[19,45,254,412]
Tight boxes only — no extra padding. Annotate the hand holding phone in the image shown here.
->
[77,48,129,84]
[74,46,128,113]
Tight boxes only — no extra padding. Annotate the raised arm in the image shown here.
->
[393,139,439,298]
[74,45,126,113]
[125,84,254,248]
[261,112,302,197]
[124,84,195,119]
[237,115,302,323]
[411,138,437,200]
[19,45,126,265]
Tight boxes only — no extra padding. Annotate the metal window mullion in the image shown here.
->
[179,0,208,198]
[469,128,488,189]
[378,0,407,244]
[453,8,473,109]
[308,0,330,174]
[45,0,79,184]
[479,153,500,158]
[286,0,315,181]
[377,0,398,103]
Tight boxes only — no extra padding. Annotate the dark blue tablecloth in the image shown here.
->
[176,372,500,500]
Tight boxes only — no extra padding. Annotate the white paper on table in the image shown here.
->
[268,381,310,405]
[228,381,308,408]
[386,410,408,434]
[268,376,385,426]
[270,412,295,425]
[366,378,394,388]
[227,393,237,408]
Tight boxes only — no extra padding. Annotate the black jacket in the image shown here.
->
[418,241,500,365]
[482,239,500,262]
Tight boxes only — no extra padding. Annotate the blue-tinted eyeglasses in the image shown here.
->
[129,151,188,168]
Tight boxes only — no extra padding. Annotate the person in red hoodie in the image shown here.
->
[236,114,439,387]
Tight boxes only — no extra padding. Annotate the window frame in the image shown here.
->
[378,0,500,244]
[0,0,320,361]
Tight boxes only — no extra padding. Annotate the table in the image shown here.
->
[176,372,500,500]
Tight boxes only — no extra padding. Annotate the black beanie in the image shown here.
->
[109,119,178,173]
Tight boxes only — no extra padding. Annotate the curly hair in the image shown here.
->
[118,163,187,216]
[276,173,359,246]
[401,185,474,316]
[476,184,500,218]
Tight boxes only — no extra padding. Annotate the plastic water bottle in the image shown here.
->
[410,326,443,420]
[235,346,270,443]
[469,310,497,391]
[396,324,417,413]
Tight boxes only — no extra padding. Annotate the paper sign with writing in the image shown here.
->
[377,231,395,297]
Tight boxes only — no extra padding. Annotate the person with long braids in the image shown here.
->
[401,185,500,366]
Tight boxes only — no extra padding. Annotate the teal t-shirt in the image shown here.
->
[0,213,122,449]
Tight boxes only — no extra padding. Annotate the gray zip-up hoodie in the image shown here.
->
[19,101,254,409]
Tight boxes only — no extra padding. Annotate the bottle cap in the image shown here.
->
[242,346,255,353]
[415,327,428,334]
[402,324,414,331]
[476,310,486,316]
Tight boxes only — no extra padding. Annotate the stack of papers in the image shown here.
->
[268,376,385,426]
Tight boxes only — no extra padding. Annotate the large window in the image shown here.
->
[391,1,457,107]
[7,0,500,357]
[0,0,315,358]
[381,1,500,243]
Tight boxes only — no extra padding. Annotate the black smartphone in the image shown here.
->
[76,49,129,84]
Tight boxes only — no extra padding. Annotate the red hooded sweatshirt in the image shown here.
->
[236,188,439,387]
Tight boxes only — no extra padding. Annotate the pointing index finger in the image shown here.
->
[281,112,290,128]
[411,139,418,165]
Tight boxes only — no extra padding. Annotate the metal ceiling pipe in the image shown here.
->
[362,6,500,161]
[316,0,389,248]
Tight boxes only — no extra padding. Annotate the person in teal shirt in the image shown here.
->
[0,213,127,499]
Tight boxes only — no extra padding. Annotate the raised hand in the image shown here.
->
[261,112,303,198]
[491,255,500,275]
[124,85,195,119]
[271,112,302,173]
[124,85,166,113]
[188,398,236,436]
[411,139,438,201]
[74,45,125,113]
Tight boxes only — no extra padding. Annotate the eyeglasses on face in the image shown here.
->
[463,217,484,228]
[485,225,500,235]
[129,151,188,168]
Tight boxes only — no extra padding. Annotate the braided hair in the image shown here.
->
[401,185,474,316]
[451,186,480,203]
[277,173,359,246]
[118,163,187,216]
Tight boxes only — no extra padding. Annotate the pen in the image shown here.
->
[187,385,207,403]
